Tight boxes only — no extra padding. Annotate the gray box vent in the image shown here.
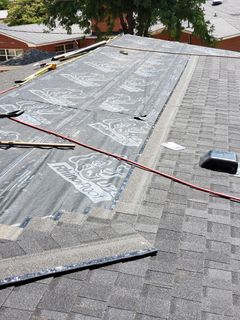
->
[199,150,238,174]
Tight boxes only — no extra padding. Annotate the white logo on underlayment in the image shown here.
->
[48,153,127,203]
[0,102,70,125]
[120,78,151,93]
[61,73,107,87]
[135,65,159,77]
[89,118,149,146]
[30,88,86,106]
[0,129,19,140]
[99,94,136,112]
[83,60,121,73]
[147,57,166,66]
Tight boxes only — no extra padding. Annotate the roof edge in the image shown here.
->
[0,28,96,47]
[28,35,88,47]
[0,30,31,46]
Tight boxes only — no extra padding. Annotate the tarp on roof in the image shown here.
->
[0,34,240,226]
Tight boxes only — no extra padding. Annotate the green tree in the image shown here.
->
[44,0,215,44]
[0,0,9,10]
[158,0,215,44]
[6,0,47,26]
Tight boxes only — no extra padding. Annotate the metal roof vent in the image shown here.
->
[199,150,238,174]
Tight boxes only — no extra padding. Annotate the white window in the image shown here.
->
[65,43,74,52]
[55,44,65,54]
[55,42,75,54]
[0,48,23,61]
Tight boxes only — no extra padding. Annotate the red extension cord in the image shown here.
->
[0,86,17,95]
[10,117,240,203]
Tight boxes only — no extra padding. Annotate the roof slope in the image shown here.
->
[0,35,190,225]
[0,35,240,319]
[0,63,48,92]
[0,24,89,45]
[204,0,240,38]
[202,16,240,39]
[1,35,238,225]
[152,0,240,40]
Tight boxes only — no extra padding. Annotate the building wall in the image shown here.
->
[0,33,29,50]
[36,38,96,52]
[216,36,240,52]
[92,17,122,34]
[77,37,97,48]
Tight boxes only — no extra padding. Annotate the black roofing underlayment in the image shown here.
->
[0,35,188,225]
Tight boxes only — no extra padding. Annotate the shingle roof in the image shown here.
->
[1,35,239,224]
[199,16,239,39]
[0,24,91,46]
[0,34,240,319]
[0,57,54,91]
[204,0,240,37]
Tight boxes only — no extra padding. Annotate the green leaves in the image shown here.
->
[0,0,9,10]
[6,0,47,26]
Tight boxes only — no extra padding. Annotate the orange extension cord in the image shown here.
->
[10,117,240,203]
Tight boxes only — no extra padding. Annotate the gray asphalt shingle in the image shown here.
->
[0,308,32,320]
[37,278,80,312]
[3,282,47,311]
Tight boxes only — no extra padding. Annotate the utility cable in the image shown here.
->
[0,86,19,95]
[9,116,240,203]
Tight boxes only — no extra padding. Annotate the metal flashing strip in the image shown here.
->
[0,234,157,286]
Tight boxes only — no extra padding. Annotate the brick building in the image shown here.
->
[0,23,97,61]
